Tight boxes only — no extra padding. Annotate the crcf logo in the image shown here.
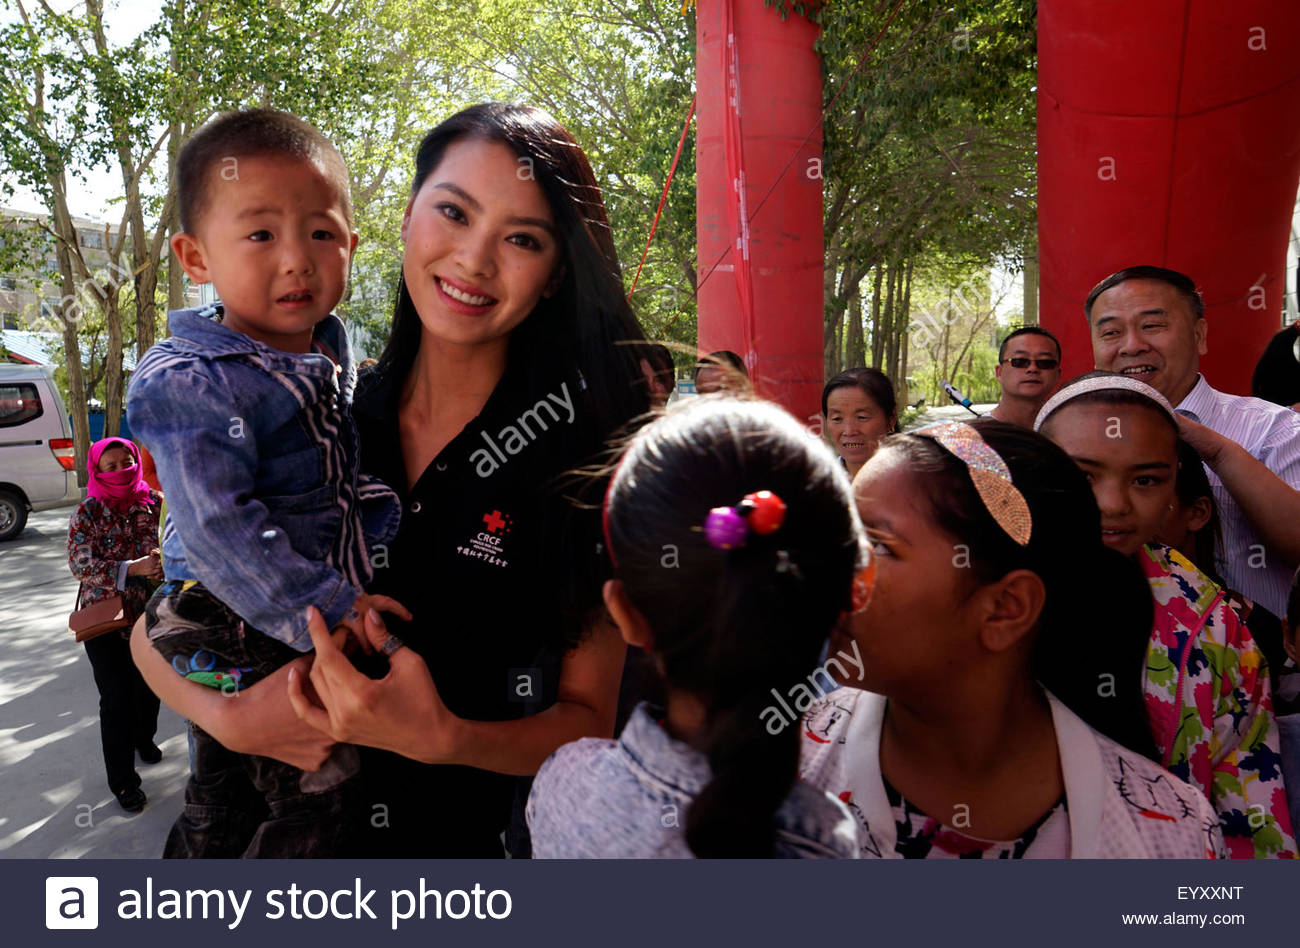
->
[482,509,512,535]
[460,509,513,568]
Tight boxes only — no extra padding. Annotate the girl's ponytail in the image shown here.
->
[686,696,799,858]
[604,397,864,857]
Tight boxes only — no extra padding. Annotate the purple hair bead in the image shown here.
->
[705,506,749,550]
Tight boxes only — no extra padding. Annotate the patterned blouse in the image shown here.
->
[801,687,1225,859]
[886,778,1070,859]
[67,492,163,625]
[1140,543,1298,859]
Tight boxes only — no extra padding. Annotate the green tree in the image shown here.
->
[1,0,426,471]
[783,0,1035,388]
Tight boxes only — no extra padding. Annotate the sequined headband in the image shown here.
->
[915,422,1033,546]
[1032,374,1177,432]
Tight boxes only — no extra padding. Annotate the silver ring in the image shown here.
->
[379,634,404,657]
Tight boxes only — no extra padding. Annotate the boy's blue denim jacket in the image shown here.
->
[526,703,860,858]
[126,305,401,650]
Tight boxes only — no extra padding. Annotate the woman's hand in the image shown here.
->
[126,550,163,579]
[213,658,342,770]
[287,604,462,765]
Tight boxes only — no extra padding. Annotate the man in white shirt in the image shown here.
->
[1087,265,1300,616]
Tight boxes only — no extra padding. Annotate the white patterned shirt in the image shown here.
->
[1175,374,1300,617]
[801,689,1226,859]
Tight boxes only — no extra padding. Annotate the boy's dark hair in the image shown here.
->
[821,367,897,426]
[176,108,352,234]
[998,326,1061,362]
[882,419,1160,761]
[1084,265,1204,322]
[604,397,863,857]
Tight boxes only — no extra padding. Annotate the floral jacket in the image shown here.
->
[67,492,164,628]
[1140,543,1297,858]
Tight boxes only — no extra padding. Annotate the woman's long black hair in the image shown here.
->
[884,419,1160,761]
[374,102,649,440]
[604,397,866,857]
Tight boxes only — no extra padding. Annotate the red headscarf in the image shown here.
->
[87,437,155,513]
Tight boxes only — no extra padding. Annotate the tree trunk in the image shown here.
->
[165,117,186,320]
[823,303,843,380]
[1023,244,1038,326]
[885,259,901,384]
[873,264,893,370]
[938,287,953,403]
[823,264,844,380]
[102,290,124,437]
[47,181,91,485]
[896,258,913,407]
[845,285,865,368]
[867,266,883,370]
[823,262,842,378]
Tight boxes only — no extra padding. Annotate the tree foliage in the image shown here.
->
[1,0,1034,457]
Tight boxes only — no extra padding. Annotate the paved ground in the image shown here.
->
[0,408,992,861]
[906,401,996,429]
[0,504,186,858]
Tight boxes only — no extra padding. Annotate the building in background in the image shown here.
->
[0,206,201,367]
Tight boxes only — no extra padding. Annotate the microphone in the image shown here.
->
[941,380,981,417]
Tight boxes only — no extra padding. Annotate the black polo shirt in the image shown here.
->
[349,355,608,856]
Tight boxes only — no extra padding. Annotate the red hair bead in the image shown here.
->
[743,490,786,535]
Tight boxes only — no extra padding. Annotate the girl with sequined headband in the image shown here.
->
[802,419,1224,858]
[526,396,874,857]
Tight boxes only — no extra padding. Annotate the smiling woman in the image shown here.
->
[334,106,650,857]
[821,368,897,480]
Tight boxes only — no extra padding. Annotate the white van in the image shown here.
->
[0,364,81,540]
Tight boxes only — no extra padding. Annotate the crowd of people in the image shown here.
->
[63,101,1300,859]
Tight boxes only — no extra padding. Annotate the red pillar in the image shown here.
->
[1038,1,1300,394]
[696,0,824,423]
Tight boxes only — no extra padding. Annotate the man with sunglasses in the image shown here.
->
[1088,264,1300,618]
[989,327,1062,428]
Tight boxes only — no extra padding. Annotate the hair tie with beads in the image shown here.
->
[704,490,787,550]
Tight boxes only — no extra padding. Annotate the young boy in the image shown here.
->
[126,109,402,857]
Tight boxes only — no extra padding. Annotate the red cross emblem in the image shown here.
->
[483,510,508,533]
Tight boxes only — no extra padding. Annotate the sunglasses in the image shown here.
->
[1003,357,1059,370]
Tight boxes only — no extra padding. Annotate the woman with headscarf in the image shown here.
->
[67,437,164,812]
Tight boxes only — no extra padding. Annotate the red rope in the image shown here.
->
[627,93,697,302]
[681,0,908,323]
